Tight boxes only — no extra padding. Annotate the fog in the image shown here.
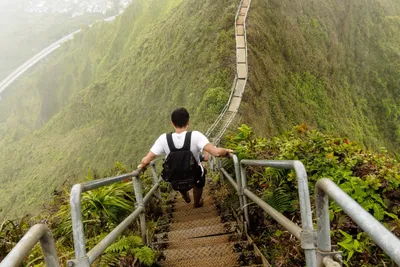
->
[0,0,132,95]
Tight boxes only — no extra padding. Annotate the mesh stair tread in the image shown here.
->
[161,188,242,266]
[162,254,239,267]
[173,196,214,211]
[171,217,221,231]
[171,209,218,223]
[168,234,233,249]
[164,242,233,261]
[167,224,228,241]
[173,204,216,218]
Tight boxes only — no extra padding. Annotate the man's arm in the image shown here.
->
[203,143,233,157]
[138,151,157,169]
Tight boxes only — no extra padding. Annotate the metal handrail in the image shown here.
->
[215,157,321,266]
[0,224,59,267]
[215,156,400,267]
[205,75,237,137]
[242,188,302,239]
[240,160,317,267]
[67,160,163,267]
[316,178,400,266]
[217,156,303,240]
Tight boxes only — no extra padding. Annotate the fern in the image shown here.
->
[133,246,157,266]
[100,235,156,266]
[262,187,296,213]
[105,236,143,253]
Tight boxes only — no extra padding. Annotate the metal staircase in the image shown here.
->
[206,0,251,144]
[2,0,400,265]
[3,156,400,267]
[155,189,265,267]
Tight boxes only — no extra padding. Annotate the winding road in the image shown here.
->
[0,29,82,99]
[0,14,121,100]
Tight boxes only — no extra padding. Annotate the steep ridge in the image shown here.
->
[240,0,400,154]
[0,0,237,219]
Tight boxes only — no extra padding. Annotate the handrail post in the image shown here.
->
[240,160,317,267]
[230,154,249,233]
[133,176,147,244]
[293,161,317,267]
[208,155,214,174]
[217,158,224,185]
[231,156,243,213]
[239,161,250,231]
[40,228,60,267]
[150,165,162,201]
[316,178,400,265]
[69,184,90,267]
[0,224,60,267]
[316,181,331,266]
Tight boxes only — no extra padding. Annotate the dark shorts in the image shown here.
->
[194,168,207,188]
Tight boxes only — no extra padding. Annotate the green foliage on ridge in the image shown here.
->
[241,0,400,154]
[223,124,400,266]
[0,0,236,219]
[0,163,162,266]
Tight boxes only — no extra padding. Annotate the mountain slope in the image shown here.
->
[239,0,400,153]
[0,0,236,218]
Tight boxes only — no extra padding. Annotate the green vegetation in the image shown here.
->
[216,124,400,266]
[1,3,400,260]
[241,0,400,155]
[0,0,236,219]
[0,163,162,266]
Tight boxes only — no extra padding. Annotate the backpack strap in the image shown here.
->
[166,133,177,152]
[182,131,192,151]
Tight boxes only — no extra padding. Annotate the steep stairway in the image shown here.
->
[207,0,251,144]
[156,187,264,267]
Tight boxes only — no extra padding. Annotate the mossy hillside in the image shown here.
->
[0,0,236,219]
[240,0,400,154]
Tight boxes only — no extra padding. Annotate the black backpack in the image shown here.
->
[161,132,201,191]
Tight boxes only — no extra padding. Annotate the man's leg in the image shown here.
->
[193,187,203,208]
[179,190,191,203]
[193,169,206,208]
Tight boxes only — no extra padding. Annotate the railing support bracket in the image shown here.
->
[300,230,317,250]
[66,257,90,267]
[321,254,342,267]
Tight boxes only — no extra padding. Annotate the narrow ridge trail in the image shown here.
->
[207,0,251,143]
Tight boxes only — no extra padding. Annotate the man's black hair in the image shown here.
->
[171,108,189,128]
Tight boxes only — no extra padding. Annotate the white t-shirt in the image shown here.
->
[150,131,209,168]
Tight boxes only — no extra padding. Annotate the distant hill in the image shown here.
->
[240,0,400,154]
[0,0,236,219]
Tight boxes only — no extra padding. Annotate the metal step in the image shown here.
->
[162,254,239,267]
[164,242,234,261]
[166,224,232,241]
[173,205,217,219]
[171,217,221,231]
